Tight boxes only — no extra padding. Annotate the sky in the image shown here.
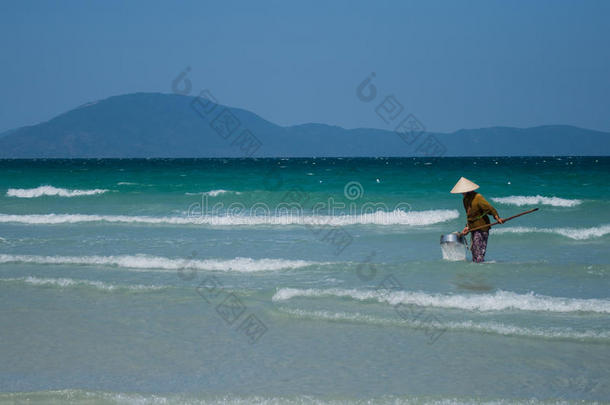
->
[1,0,609,135]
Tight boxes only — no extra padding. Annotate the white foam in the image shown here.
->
[491,195,581,207]
[272,288,610,314]
[0,254,319,273]
[495,225,610,240]
[185,189,241,196]
[1,276,163,292]
[6,186,109,198]
[278,308,610,341]
[0,209,459,227]
[0,390,571,405]
[117,182,137,185]
[319,209,459,226]
[0,213,189,225]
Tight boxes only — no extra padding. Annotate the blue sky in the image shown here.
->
[1,0,609,134]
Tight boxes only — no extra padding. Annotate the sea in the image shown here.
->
[0,157,608,404]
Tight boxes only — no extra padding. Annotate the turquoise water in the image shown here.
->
[0,157,609,404]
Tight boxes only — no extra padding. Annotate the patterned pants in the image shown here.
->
[470,230,489,263]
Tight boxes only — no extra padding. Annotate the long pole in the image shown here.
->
[465,208,539,234]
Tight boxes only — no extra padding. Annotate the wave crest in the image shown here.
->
[0,277,164,292]
[6,186,108,198]
[185,189,241,196]
[0,209,459,226]
[491,195,581,207]
[0,390,574,405]
[278,308,610,341]
[0,254,320,272]
[495,225,610,240]
[273,288,610,314]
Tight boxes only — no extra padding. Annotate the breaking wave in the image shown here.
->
[491,195,581,207]
[6,186,109,198]
[272,288,610,314]
[186,189,241,196]
[0,389,574,405]
[0,276,164,292]
[0,254,320,273]
[0,209,459,226]
[278,308,610,342]
[495,225,610,240]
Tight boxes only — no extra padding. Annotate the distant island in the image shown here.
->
[1,92,608,158]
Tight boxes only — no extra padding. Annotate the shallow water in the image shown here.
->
[0,157,608,403]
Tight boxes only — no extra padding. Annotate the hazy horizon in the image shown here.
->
[3,91,610,136]
[2,0,610,138]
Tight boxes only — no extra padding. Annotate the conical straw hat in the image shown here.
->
[450,177,479,193]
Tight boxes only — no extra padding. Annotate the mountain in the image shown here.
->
[0,93,608,158]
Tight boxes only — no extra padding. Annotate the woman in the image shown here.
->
[450,177,504,263]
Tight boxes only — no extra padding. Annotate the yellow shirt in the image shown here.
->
[462,192,499,232]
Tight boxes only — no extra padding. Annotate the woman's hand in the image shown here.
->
[461,226,469,236]
[495,216,504,224]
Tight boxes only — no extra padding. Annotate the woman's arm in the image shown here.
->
[479,195,504,223]
[461,225,469,236]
